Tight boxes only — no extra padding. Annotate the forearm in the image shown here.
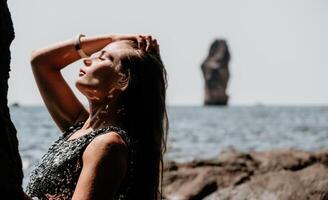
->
[30,34,114,71]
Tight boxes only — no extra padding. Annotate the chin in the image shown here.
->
[75,79,81,89]
[75,80,87,94]
[75,81,98,98]
[75,77,89,88]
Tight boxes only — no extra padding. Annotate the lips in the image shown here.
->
[79,69,86,76]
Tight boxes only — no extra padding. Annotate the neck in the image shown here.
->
[83,97,125,131]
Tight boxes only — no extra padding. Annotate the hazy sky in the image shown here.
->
[7,0,328,106]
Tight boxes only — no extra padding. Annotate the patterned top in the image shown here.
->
[26,121,136,200]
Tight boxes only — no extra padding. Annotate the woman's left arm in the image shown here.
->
[72,133,128,200]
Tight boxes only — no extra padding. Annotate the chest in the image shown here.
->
[66,128,94,141]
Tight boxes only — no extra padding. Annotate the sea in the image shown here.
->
[9,105,328,188]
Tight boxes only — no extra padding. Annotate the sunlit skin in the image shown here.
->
[74,41,134,136]
[28,34,159,200]
[76,41,132,100]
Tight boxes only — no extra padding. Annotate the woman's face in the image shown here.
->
[75,41,133,100]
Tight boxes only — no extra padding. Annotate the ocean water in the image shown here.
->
[10,105,328,187]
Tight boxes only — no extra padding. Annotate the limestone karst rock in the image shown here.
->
[201,39,230,106]
[0,0,24,198]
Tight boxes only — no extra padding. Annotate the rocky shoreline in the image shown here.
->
[163,149,328,200]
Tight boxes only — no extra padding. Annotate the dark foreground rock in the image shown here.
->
[0,0,25,198]
[163,149,328,200]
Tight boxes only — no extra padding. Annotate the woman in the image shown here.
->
[25,34,169,200]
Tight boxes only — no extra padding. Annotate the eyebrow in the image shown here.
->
[90,50,104,59]
[98,50,106,58]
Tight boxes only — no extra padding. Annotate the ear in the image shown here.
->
[116,70,130,91]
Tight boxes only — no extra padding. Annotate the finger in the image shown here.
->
[149,39,156,51]
[152,39,160,54]
[137,35,146,50]
[146,35,152,41]
[152,38,157,45]
[145,35,152,52]
[152,39,158,48]
[137,35,143,46]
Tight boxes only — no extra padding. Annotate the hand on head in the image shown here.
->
[137,35,160,55]
[112,34,160,55]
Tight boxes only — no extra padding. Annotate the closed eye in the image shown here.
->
[98,50,106,61]
[98,51,114,62]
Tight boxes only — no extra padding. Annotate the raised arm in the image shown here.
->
[31,34,158,132]
[31,34,117,132]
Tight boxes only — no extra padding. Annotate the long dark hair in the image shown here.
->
[118,41,169,199]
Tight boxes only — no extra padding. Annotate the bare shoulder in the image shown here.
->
[73,131,128,199]
[82,131,128,163]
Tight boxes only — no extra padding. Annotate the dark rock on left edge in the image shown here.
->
[0,0,25,198]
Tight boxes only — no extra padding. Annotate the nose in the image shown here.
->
[83,58,92,66]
